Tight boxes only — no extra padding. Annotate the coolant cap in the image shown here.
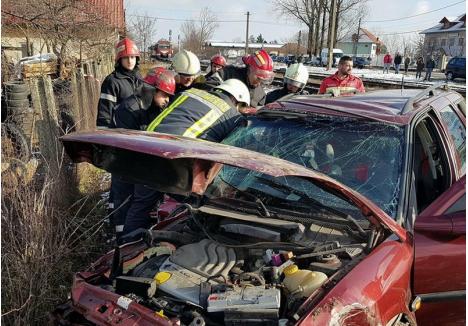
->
[283,264,298,276]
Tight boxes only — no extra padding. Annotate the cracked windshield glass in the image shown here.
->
[207,115,405,219]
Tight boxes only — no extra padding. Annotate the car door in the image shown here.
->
[413,175,466,326]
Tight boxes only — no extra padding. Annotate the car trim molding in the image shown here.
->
[418,290,466,303]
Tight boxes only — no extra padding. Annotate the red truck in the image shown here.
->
[151,39,173,60]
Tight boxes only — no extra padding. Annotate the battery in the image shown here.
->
[207,286,280,313]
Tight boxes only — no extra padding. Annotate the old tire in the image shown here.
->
[6,98,30,108]
[4,81,30,94]
[5,91,29,101]
[1,122,30,162]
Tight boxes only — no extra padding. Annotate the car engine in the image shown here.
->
[101,205,374,325]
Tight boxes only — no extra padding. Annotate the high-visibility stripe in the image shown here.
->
[183,109,222,138]
[100,93,117,102]
[146,95,188,131]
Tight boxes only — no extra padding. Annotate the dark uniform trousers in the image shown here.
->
[123,88,244,235]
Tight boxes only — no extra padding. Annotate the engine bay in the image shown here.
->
[88,204,379,325]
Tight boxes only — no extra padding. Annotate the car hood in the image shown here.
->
[61,129,406,241]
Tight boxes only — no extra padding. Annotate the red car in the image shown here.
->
[55,85,465,325]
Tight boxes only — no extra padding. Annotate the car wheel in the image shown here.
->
[446,72,454,80]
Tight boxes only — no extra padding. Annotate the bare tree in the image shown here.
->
[129,13,157,62]
[180,7,218,56]
[2,0,115,77]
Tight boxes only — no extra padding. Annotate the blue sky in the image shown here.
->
[124,0,466,43]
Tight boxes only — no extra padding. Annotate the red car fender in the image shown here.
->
[298,234,415,325]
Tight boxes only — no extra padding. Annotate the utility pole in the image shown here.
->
[326,0,338,70]
[296,30,301,57]
[353,18,361,59]
[245,11,250,55]
[177,34,180,51]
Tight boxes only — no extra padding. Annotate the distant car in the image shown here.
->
[353,57,371,69]
[304,57,321,66]
[55,85,466,326]
[445,57,466,80]
[276,56,285,63]
[270,54,278,61]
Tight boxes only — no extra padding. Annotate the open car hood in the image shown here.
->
[61,129,406,241]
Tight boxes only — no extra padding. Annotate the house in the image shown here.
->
[420,14,466,69]
[336,28,385,65]
[1,0,125,63]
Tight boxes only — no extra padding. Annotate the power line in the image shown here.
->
[364,0,465,23]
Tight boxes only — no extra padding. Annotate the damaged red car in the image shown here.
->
[55,85,465,326]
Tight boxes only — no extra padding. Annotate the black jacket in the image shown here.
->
[97,66,143,127]
[394,55,402,65]
[147,88,244,142]
[111,84,161,131]
[265,87,309,104]
[206,65,267,107]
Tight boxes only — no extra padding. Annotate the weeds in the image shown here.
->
[1,148,110,325]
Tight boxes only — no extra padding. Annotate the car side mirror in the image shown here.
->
[415,211,465,236]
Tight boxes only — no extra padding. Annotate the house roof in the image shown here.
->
[420,13,466,34]
[206,41,284,49]
[2,0,124,30]
[338,28,385,46]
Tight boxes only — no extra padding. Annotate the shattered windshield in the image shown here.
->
[209,116,405,219]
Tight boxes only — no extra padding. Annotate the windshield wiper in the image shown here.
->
[251,175,346,218]
[213,176,272,217]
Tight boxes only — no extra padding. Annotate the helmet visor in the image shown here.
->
[250,66,274,85]
[284,77,305,89]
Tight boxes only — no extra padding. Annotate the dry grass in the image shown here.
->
[1,149,110,326]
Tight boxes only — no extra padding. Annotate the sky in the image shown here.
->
[124,0,467,44]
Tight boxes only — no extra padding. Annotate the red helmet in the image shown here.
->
[211,54,227,67]
[144,68,176,96]
[115,38,140,62]
[242,49,274,81]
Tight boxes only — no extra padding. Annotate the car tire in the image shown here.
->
[6,98,30,109]
[4,81,30,94]
[446,72,454,80]
[5,90,30,101]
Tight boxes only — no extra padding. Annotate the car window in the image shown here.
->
[439,106,466,175]
[445,194,466,215]
[219,116,405,218]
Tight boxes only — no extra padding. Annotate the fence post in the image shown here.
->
[70,69,83,131]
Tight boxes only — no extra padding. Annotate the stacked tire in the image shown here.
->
[3,81,36,148]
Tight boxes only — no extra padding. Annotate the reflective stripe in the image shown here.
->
[186,88,230,113]
[146,95,188,131]
[115,225,124,232]
[183,109,222,138]
[100,93,117,102]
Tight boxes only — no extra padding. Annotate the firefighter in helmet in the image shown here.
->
[205,49,274,108]
[265,63,309,104]
[171,49,206,94]
[205,54,227,83]
[109,68,176,240]
[97,37,142,127]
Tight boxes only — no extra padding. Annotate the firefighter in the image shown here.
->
[265,63,309,104]
[206,49,274,107]
[122,79,250,238]
[171,49,205,94]
[96,37,142,240]
[109,68,176,240]
[97,37,143,127]
[205,54,227,83]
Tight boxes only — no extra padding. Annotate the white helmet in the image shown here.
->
[284,63,309,89]
[215,79,251,106]
[172,50,201,75]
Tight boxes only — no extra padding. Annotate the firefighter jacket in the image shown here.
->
[318,72,365,95]
[111,84,162,131]
[97,66,143,127]
[265,86,309,104]
[206,66,267,107]
[146,88,245,142]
